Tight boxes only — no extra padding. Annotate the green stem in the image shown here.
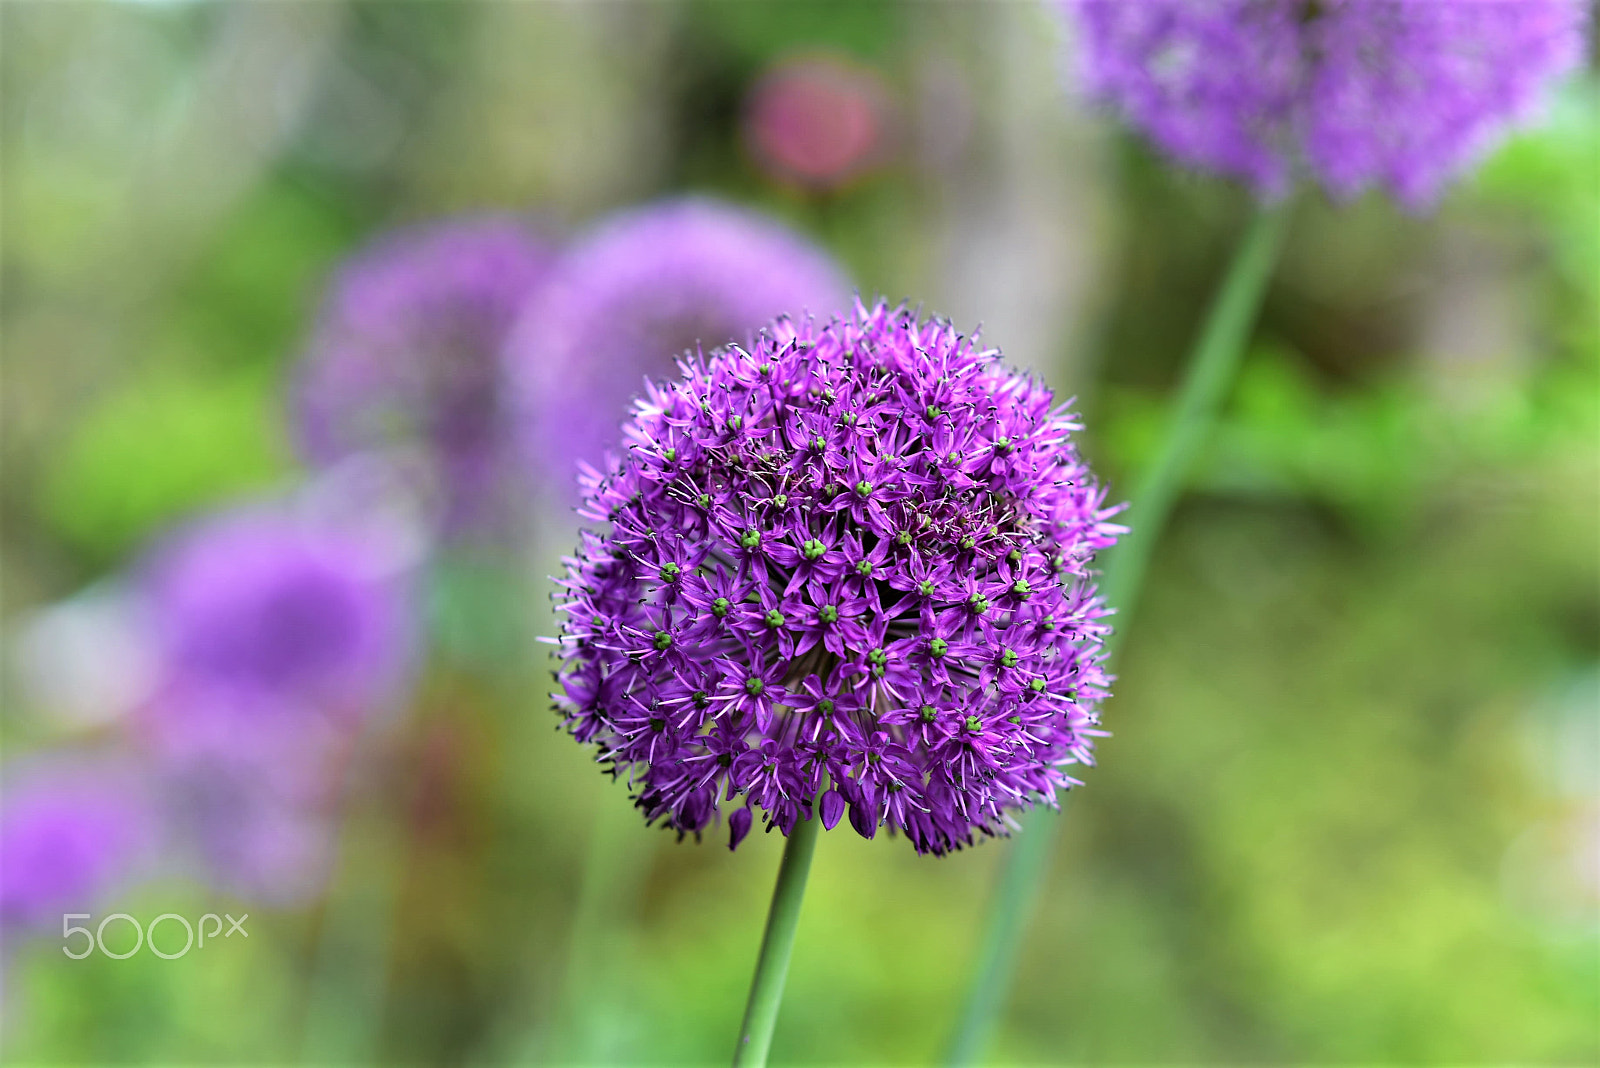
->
[1097,202,1293,641]
[732,814,821,1067]
[941,202,1292,1067]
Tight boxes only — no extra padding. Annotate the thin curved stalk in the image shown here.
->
[942,202,1292,1066]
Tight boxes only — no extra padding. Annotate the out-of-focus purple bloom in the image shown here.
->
[0,757,153,931]
[508,198,851,489]
[141,507,413,731]
[743,54,895,190]
[1059,0,1590,207]
[293,217,552,533]
[551,301,1124,856]
[158,745,340,905]
[134,505,415,901]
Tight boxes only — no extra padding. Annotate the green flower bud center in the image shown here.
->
[965,715,983,732]
[660,562,681,582]
[855,559,874,577]
[919,705,937,723]
[925,405,943,419]
[854,480,872,498]
[650,717,666,732]
[968,593,990,614]
[918,580,935,596]
[960,535,977,551]
[697,493,712,508]
[1000,648,1018,668]
[929,637,948,657]
[711,597,731,618]
[1029,678,1047,693]
[740,528,761,550]
[663,447,677,462]
[993,436,1011,454]
[896,530,912,546]
[693,691,710,708]
[867,648,887,667]
[803,538,826,561]
[653,631,673,651]
[764,609,786,629]
[817,698,834,715]
[772,494,787,508]
[1011,579,1031,597]
[745,677,765,697]
[819,605,839,624]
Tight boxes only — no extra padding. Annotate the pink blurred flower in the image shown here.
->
[743,54,895,191]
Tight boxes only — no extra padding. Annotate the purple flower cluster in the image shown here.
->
[508,198,850,487]
[293,217,551,533]
[136,506,414,900]
[1061,0,1590,206]
[142,508,412,725]
[552,302,1123,855]
[0,758,153,931]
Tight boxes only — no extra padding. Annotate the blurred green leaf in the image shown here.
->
[37,370,292,564]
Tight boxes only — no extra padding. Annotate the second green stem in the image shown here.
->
[943,201,1292,1066]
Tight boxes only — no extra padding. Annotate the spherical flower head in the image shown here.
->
[293,216,552,533]
[141,506,414,735]
[0,757,154,931]
[1060,0,1590,207]
[507,198,850,492]
[742,53,895,191]
[551,301,1124,856]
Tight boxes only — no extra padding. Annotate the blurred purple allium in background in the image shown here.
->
[134,506,415,900]
[551,301,1123,855]
[742,54,895,191]
[507,198,850,489]
[293,217,552,533]
[1059,0,1590,206]
[156,743,343,905]
[0,757,153,931]
[141,507,413,726]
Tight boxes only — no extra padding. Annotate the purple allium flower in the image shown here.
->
[1,757,153,931]
[551,301,1124,855]
[157,743,341,905]
[1060,0,1590,207]
[293,217,552,532]
[141,507,413,731]
[507,198,851,488]
[135,505,414,901]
